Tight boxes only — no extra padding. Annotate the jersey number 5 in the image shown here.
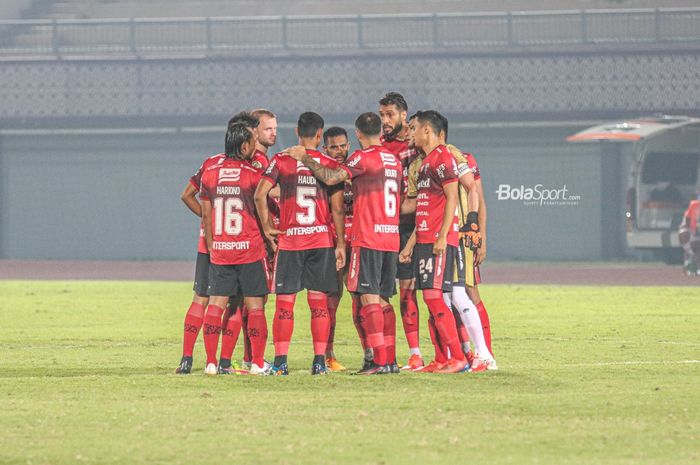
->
[296,186,317,225]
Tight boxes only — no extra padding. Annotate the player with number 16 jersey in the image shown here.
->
[200,161,267,267]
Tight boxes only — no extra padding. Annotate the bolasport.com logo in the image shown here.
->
[496,184,581,207]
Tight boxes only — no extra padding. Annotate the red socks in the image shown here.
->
[382,304,396,365]
[399,288,420,350]
[361,303,386,366]
[308,292,330,356]
[182,302,205,357]
[327,294,340,353]
[203,304,224,365]
[219,306,243,362]
[423,289,464,361]
[246,308,267,367]
[352,295,368,349]
[476,301,492,355]
[428,316,448,364]
[242,305,252,363]
[273,294,296,356]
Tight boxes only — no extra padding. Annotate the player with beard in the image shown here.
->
[200,123,272,376]
[322,126,352,372]
[379,92,423,370]
[255,112,346,375]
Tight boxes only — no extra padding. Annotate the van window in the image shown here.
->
[641,152,699,185]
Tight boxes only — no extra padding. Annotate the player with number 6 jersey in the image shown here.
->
[288,112,403,374]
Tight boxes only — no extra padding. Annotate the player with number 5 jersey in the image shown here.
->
[255,112,346,376]
[288,112,403,374]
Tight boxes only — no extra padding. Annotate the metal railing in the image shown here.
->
[1,8,699,58]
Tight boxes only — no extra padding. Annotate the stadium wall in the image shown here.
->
[1,46,694,261]
[0,1,33,20]
[0,124,615,261]
[1,47,700,125]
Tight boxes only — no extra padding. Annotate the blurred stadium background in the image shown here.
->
[1,0,699,262]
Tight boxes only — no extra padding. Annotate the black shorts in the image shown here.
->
[346,246,397,299]
[452,239,467,288]
[413,243,457,292]
[207,260,271,297]
[396,222,416,280]
[193,252,210,297]
[273,247,338,294]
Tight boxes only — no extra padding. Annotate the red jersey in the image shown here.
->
[685,200,700,234]
[340,145,403,252]
[190,153,226,254]
[415,145,460,247]
[343,182,353,244]
[380,135,416,168]
[330,181,353,245]
[262,149,340,251]
[199,157,266,265]
[250,149,280,226]
[463,153,481,181]
[381,135,417,225]
[250,149,270,172]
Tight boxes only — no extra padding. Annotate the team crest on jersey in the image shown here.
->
[219,168,241,182]
[380,152,398,167]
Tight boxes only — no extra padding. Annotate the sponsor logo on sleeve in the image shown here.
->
[346,155,362,168]
[437,163,446,179]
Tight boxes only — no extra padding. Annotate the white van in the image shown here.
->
[568,115,700,261]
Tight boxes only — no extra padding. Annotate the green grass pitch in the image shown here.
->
[1,281,699,465]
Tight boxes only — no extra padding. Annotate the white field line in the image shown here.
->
[564,360,700,367]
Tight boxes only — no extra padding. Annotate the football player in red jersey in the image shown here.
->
[211,111,265,374]
[229,109,277,372]
[399,110,468,374]
[175,153,225,374]
[436,115,495,371]
[379,92,424,371]
[322,126,352,372]
[289,112,404,375]
[255,112,346,375]
[175,112,259,375]
[199,123,272,376]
